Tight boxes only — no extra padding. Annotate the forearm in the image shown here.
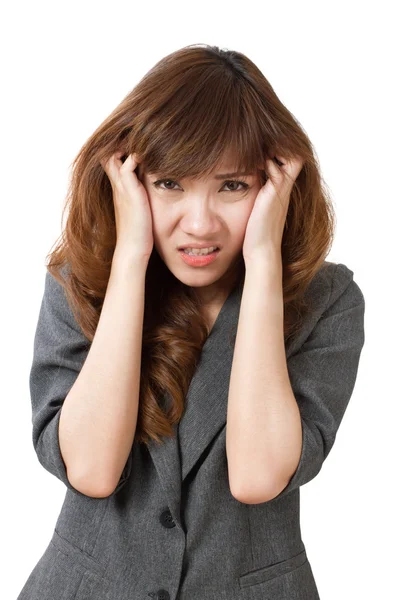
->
[59,252,147,496]
[226,254,302,503]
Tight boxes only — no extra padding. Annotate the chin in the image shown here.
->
[174,269,224,287]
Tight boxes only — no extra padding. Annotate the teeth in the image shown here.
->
[183,246,217,256]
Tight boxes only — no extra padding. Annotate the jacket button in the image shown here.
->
[159,509,176,528]
[156,590,170,600]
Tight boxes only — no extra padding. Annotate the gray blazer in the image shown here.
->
[17,260,365,600]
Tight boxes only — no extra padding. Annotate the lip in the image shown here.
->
[179,248,220,267]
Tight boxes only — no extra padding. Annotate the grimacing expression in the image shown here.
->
[139,162,264,288]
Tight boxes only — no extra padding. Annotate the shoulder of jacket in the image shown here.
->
[305,260,364,315]
[329,262,365,309]
[43,266,84,335]
[316,261,365,310]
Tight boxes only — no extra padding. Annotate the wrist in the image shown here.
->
[244,248,282,273]
[112,246,150,274]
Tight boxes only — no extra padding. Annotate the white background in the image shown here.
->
[2,1,398,598]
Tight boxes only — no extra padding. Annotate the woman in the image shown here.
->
[17,43,365,599]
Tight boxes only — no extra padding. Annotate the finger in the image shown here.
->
[106,154,123,184]
[273,156,286,167]
[273,155,299,185]
[100,153,116,172]
[265,156,282,185]
[283,158,303,183]
[264,157,291,207]
[120,153,138,175]
[120,154,144,190]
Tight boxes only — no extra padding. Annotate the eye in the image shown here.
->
[152,178,249,192]
[152,179,180,191]
[222,179,249,192]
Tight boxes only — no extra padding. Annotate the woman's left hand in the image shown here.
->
[242,154,304,264]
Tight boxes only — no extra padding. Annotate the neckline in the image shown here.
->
[205,278,243,339]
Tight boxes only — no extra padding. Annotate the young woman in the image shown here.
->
[17,43,365,600]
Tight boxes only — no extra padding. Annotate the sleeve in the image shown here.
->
[29,269,133,498]
[269,262,365,501]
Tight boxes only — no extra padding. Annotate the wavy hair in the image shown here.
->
[46,43,335,447]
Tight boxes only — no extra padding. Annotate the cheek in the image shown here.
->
[149,210,166,242]
[223,211,250,251]
[238,192,259,235]
[231,204,254,234]
[143,192,164,229]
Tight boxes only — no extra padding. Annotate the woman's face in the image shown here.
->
[139,156,264,300]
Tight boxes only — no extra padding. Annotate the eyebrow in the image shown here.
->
[214,172,254,179]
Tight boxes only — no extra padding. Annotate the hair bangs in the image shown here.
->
[129,69,267,183]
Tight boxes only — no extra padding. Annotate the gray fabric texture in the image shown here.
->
[17,260,365,600]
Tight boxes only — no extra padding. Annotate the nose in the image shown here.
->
[180,199,221,238]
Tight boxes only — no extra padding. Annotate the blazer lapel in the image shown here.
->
[146,279,243,522]
[178,280,244,482]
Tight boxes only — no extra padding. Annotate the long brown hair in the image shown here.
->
[46,43,335,447]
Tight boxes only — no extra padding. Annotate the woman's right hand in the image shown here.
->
[100,152,154,263]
